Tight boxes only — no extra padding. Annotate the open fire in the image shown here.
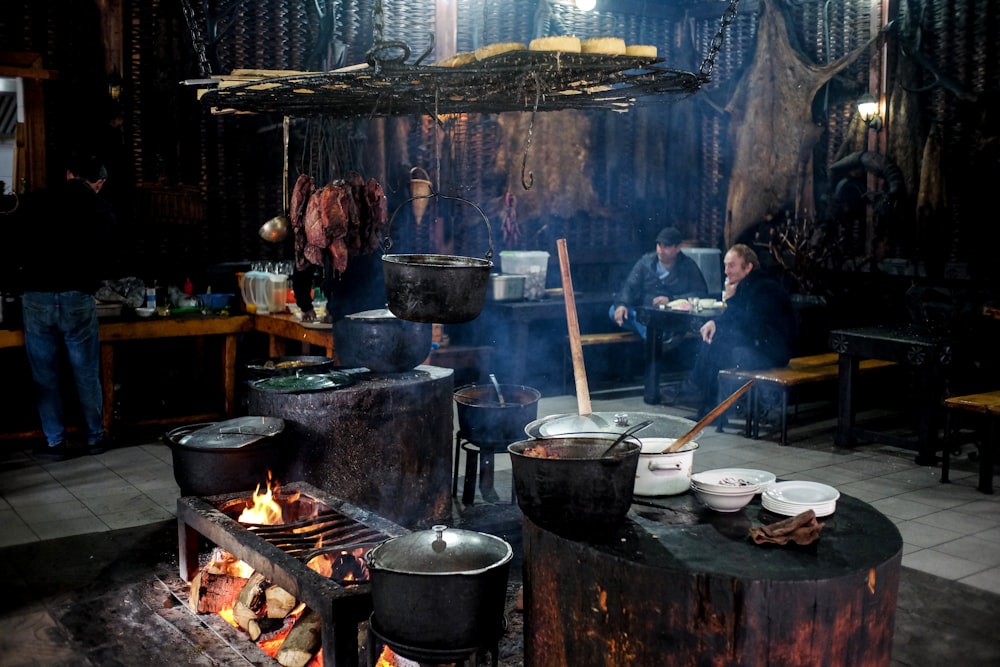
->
[178,478,406,667]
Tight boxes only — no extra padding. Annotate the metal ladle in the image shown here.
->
[259,115,291,243]
[600,419,653,459]
[488,373,506,406]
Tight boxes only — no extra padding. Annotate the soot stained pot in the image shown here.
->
[366,525,513,654]
[382,253,492,324]
[165,416,289,496]
[508,436,641,534]
[332,308,432,372]
[454,383,541,448]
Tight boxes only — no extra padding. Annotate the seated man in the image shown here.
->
[675,243,796,418]
[609,226,710,340]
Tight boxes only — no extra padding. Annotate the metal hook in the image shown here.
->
[520,72,542,190]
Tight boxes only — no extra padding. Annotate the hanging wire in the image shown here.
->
[520,71,542,190]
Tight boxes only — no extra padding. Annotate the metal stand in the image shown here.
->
[452,431,515,505]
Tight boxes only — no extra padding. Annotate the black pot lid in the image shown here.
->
[368,525,513,575]
[178,416,285,450]
[250,371,354,393]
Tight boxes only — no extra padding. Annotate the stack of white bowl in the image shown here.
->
[761,480,840,517]
[690,468,776,512]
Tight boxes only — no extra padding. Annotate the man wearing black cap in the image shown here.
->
[609,226,709,340]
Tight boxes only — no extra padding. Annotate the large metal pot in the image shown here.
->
[164,416,289,496]
[381,192,494,324]
[382,253,492,323]
[454,383,541,448]
[524,411,699,440]
[508,436,641,533]
[332,308,432,372]
[366,525,513,654]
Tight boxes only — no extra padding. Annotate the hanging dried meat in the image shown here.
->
[292,174,388,273]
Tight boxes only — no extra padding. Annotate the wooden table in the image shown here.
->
[943,390,1000,493]
[522,491,902,666]
[0,315,253,439]
[471,291,613,387]
[829,325,957,465]
[252,312,337,360]
[636,305,722,404]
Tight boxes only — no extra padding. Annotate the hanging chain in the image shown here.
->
[698,0,742,82]
[372,0,385,46]
[520,72,542,190]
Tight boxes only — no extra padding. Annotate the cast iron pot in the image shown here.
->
[245,356,337,380]
[366,525,513,654]
[381,192,494,324]
[508,436,641,534]
[332,308,432,372]
[454,383,541,449]
[164,416,289,496]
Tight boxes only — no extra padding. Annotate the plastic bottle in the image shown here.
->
[146,284,156,310]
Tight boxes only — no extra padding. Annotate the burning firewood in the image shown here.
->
[248,615,292,642]
[233,571,268,630]
[265,584,298,619]
[275,607,322,667]
[188,568,248,613]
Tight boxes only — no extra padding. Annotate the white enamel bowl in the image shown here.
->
[691,468,776,495]
[691,485,756,512]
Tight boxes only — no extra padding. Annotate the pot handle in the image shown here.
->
[647,460,684,472]
[382,191,494,261]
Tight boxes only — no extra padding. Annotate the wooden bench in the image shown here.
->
[943,390,1000,494]
[718,356,898,445]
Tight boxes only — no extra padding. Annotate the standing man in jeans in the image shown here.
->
[20,155,116,460]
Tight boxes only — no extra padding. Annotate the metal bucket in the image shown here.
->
[382,193,494,324]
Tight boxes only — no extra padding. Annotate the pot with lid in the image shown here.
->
[164,416,289,496]
[366,525,513,654]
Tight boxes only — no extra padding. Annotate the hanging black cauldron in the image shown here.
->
[382,192,493,324]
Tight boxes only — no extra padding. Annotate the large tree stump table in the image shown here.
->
[522,491,902,666]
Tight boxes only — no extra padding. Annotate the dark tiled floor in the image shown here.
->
[1,389,998,665]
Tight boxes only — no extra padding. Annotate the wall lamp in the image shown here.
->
[857,93,882,131]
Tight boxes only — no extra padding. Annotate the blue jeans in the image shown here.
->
[22,291,104,446]
[608,304,648,340]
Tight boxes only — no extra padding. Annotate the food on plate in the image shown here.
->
[581,37,626,55]
[434,52,476,67]
[666,298,693,311]
[625,44,658,58]
[474,42,526,60]
[528,36,582,53]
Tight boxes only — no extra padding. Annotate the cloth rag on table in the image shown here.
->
[749,509,824,546]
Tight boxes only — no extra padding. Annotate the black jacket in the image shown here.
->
[714,269,796,366]
[614,251,709,309]
[14,180,116,294]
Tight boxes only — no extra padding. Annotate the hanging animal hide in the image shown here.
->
[724,0,872,245]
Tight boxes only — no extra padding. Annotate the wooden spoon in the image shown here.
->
[661,380,754,453]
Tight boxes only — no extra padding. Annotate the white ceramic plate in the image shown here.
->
[764,481,840,505]
[761,494,837,517]
[692,468,776,493]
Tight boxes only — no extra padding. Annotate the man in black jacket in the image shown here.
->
[609,226,709,340]
[19,155,116,460]
[679,243,796,418]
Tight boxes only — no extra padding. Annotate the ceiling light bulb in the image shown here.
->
[577,0,597,10]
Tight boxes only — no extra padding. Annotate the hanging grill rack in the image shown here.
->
[197,52,704,118]
[193,0,742,119]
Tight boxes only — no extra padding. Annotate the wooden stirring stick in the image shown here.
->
[662,379,754,453]
[557,238,592,417]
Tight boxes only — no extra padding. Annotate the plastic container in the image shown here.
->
[499,251,549,300]
[488,273,525,301]
[268,274,288,313]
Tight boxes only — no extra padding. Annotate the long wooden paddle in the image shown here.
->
[557,238,592,417]
[662,379,754,453]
